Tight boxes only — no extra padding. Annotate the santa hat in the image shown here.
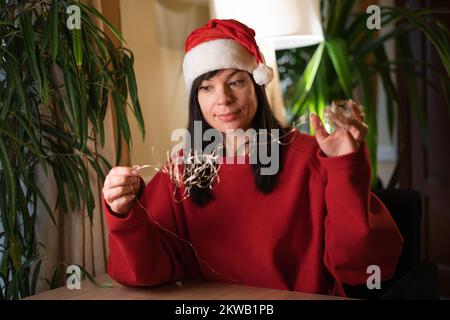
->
[183,19,274,94]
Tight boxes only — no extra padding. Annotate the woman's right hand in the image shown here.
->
[103,166,143,215]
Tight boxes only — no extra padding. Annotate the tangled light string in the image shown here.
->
[325,99,365,131]
[159,146,223,202]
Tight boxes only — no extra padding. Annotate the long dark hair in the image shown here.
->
[187,70,290,207]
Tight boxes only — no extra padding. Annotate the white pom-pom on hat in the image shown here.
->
[253,63,274,86]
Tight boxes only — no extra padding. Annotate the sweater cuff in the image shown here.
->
[317,144,370,171]
[103,199,146,232]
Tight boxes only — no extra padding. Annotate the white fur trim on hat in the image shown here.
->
[183,39,272,93]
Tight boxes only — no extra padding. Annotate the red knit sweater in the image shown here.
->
[103,131,403,296]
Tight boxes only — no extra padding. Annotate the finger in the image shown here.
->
[104,184,135,204]
[310,113,329,141]
[348,126,365,143]
[110,194,135,213]
[349,100,365,122]
[331,111,367,140]
[106,174,140,189]
[344,129,362,150]
[329,108,368,144]
[109,166,138,177]
[104,166,138,189]
[347,118,369,142]
[327,109,350,129]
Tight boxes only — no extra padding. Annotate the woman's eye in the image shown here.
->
[229,80,245,87]
[199,85,212,92]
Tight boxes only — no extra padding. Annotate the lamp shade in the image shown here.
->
[209,0,323,50]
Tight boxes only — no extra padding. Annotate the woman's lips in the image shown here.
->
[216,110,240,122]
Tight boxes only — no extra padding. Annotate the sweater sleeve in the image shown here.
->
[318,144,404,286]
[103,171,199,287]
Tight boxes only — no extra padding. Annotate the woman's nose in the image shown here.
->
[216,85,233,105]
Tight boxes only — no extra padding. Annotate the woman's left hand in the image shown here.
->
[310,100,368,157]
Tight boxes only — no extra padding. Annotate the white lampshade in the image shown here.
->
[209,0,324,50]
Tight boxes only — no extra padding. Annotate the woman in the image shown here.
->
[102,19,403,296]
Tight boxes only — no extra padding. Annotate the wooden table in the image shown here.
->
[26,273,348,300]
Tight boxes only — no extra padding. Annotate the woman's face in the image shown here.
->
[197,69,258,133]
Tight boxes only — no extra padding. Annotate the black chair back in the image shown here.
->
[344,189,439,299]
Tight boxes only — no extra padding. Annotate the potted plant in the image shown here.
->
[0,0,144,299]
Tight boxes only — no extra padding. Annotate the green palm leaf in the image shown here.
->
[326,38,352,97]
[287,42,325,117]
